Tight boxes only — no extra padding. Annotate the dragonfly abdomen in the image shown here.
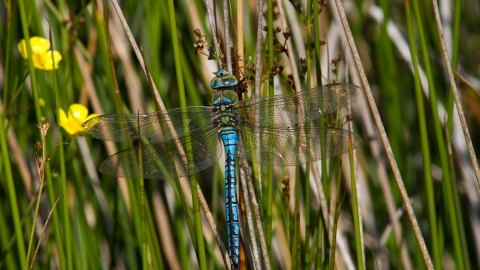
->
[220,130,240,268]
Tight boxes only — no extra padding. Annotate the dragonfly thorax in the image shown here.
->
[212,90,239,131]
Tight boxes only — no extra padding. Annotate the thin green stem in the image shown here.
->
[406,3,439,269]
[349,129,364,270]
[410,0,450,268]
[446,0,461,134]
[312,3,329,266]
[44,161,66,268]
[265,0,275,261]
[1,5,20,267]
[447,2,473,265]
[304,0,314,267]
[24,146,45,270]
[378,0,404,171]
[18,0,42,127]
[293,169,301,267]
[3,0,13,110]
[147,204,165,269]
[430,0,475,267]
[432,0,480,183]
[317,20,331,253]
[98,0,124,114]
[333,0,434,267]
[50,32,71,270]
[140,178,148,270]
[0,108,26,267]
[329,159,342,270]
[17,0,49,266]
[167,0,206,268]
[313,1,322,84]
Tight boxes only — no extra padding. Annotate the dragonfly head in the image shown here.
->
[211,69,239,90]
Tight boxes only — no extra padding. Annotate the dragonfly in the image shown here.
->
[82,70,361,269]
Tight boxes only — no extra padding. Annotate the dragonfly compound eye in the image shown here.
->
[211,70,239,90]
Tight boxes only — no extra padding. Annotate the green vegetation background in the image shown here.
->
[1,0,479,269]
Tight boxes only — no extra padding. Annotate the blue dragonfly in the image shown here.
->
[82,70,361,269]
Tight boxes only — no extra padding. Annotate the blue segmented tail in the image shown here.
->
[220,131,240,269]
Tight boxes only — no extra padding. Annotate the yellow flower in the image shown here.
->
[40,50,62,70]
[39,98,45,107]
[59,104,98,138]
[18,37,50,58]
[18,37,62,70]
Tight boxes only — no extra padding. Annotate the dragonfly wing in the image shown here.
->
[82,107,215,143]
[240,126,361,166]
[238,83,358,126]
[99,125,222,179]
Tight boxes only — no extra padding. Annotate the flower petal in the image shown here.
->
[61,119,85,138]
[32,54,45,69]
[40,50,62,70]
[68,104,89,122]
[18,39,28,59]
[59,108,68,125]
[30,37,50,55]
